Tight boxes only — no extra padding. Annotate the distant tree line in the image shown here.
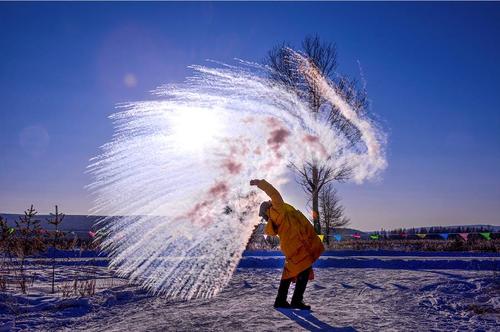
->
[373,226,497,236]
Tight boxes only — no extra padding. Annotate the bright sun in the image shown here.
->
[171,108,222,150]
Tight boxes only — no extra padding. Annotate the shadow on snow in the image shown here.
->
[275,308,357,332]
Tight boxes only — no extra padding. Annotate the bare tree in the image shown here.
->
[266,35,368,234]
[319,184,349,245]
[13,205,45,293]
[48,205,65,294]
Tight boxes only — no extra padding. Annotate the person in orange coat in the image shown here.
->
[250,179,324,310]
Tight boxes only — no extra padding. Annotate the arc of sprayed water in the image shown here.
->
[88,54,387,300]
[291,51,387,181]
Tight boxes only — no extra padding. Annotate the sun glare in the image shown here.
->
[171,108,222,150]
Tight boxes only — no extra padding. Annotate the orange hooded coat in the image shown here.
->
[257,180,324,280]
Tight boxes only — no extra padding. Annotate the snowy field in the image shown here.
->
[1,251,499,331]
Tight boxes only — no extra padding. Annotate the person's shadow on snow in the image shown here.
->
[275,308,357,332]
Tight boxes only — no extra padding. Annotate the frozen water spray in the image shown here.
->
[87,51,387,299]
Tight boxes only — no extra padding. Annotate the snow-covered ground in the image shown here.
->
[1,252,499,331]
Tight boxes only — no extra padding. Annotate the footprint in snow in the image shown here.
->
[363,282,384,290]
[340,283,354,289]
[391,283,409,290]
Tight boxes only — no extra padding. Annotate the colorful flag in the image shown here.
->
[480,232,491,240]
[318,234,324,241]
[352,233,361,239]
[416,234,427,239]
[370,234,379,240]
[459,233,469,241]
[439,233,449,240]
[334,234,342,241]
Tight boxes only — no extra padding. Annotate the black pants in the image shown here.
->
[275,267,311,304]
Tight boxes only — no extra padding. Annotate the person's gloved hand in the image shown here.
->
[250,179,261,186]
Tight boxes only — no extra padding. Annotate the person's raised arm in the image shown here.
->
[250,179,284,209]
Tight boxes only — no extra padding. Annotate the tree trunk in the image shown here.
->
[312,166,321,234]
[325,219,330,245]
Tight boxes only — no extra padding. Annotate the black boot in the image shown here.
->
[274,278,291,308]
[291,301,311,310]
[291,267,311,310]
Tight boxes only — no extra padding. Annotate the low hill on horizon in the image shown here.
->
[0,213,103,232]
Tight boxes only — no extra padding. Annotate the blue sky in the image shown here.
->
[1,2,499,230]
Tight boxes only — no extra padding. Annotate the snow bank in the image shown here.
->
[239,256,500,271]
